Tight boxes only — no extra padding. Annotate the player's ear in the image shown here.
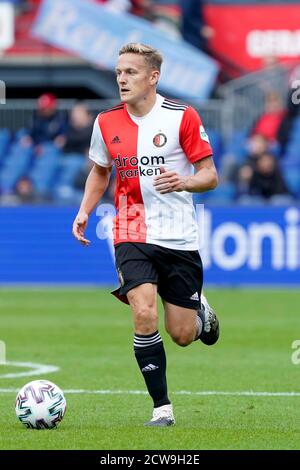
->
[150,70,160,85]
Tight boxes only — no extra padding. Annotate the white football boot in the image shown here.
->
[198,293,220,345]
[144,404,175,427]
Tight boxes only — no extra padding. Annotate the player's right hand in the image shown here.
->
[72,211,91,246]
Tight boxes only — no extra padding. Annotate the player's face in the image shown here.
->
[116,53,159,105]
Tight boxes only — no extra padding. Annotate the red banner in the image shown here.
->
[204,5,300,74]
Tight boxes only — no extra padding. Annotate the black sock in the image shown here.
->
[134,331,170,408]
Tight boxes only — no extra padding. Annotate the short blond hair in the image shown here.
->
[119,43,163,72]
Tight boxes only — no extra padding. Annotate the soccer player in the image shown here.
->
[72,43,220,427]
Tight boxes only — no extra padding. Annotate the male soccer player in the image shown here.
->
[72,43,220,427]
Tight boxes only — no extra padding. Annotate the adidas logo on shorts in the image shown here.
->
[190,292,199,301]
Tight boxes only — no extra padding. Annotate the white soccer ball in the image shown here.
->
[15,379,67,429]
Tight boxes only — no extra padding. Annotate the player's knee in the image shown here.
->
[169,328,194,347]
[134,305,158,334]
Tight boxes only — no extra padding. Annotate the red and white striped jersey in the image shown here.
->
[89,94,213,250]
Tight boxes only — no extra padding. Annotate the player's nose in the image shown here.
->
[118,72,127,83]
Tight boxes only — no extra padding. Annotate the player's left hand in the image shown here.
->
[153,167,189,194]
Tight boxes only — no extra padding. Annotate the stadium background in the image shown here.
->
[0,0,300,451]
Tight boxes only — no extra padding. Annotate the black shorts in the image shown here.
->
[112,242,203,310]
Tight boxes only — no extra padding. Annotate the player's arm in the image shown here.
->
[73,114,113,245]
[72,163,112,246]
[187,156,218,192]
[154,157,218,194]
[154,106,218,194]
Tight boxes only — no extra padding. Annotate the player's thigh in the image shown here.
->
[127,282,158,312]
[114,242,158,296]
[156,247,203,311]
[127,283,159,334]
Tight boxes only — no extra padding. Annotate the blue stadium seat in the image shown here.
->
[284,168,300,197]
[284,139,300,162]
[30,143,60,196]
[194,182,236,205]
[53,154,86,203]
[0,129,10,166]
[290,117,300,139]
[56,154,85,187]
[207,129,223,168]
[14,128,29,142]
[0,143,33,192]
[281,155,300,170]
[223,130,248,164]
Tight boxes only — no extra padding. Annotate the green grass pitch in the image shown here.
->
[0,288,299,450]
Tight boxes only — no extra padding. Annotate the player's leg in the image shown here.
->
[112,242,174,426]
[156,246,219,346]
[127,283,175,427]
[163,301,198,346]
[163,298,219,347]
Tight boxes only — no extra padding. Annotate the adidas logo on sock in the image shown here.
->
[111,135,121,144]
[190,292,199,301]
[142,364,159,372]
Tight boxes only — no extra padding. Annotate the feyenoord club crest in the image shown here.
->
[153,133,167,147]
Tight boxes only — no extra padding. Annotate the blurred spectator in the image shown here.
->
[252,91,286,143]
[62,103,94,156]
[239,152,290,203]
[0,176,41,206]
[21,93,67,147]
[179,0,214,52]
[245,133,270,168]
[236,164,253,198]
[234,134,272,195]
[222,133,269,183]
[277,64,300,154]
[15,177,36,203]
[73,157,93,192]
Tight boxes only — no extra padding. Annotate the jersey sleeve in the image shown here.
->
[179,106,213,163]
[89,115,113,168]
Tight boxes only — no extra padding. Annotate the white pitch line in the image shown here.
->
[0,361,59,379]
[0,388,300,397]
